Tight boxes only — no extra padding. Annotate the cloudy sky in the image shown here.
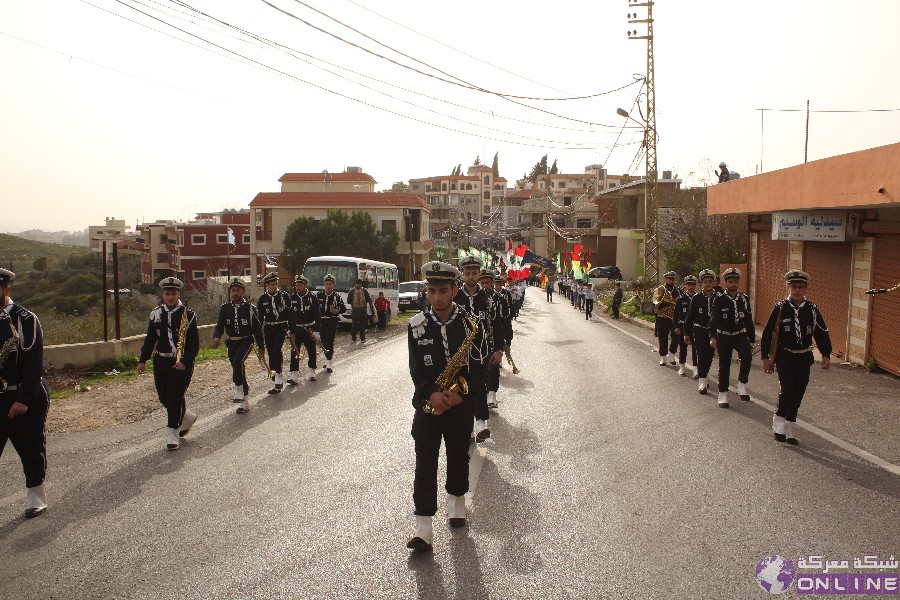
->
[1,0,898,233]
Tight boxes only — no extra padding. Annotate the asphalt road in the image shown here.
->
[2,287,899,599]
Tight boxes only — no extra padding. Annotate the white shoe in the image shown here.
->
[737,381,748,395]
[717,391,730,408]
[307,367,317,381]
[179,411,197,437]
[286,371,299,385]
[166,427,180,450]
[487,391,498,409]
[659,356,666,366]
[235,400,249,414]
[325,359,333,373]
[667,353,677,365]
[25,484,48,518]
[784,421,798,444]
[446,493,466,525]
[414,515,433,545]
[698,378,708,394]
[678,364,686,376]
[274,372,284,386]
[772,415,786,435]
[233,384,244,402]
[474,419,491,442]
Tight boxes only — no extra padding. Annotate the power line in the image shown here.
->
[756,107,900,113]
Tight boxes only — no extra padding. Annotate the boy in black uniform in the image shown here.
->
[708,268,755,408]
[257,272,294,394]
[761,270,832,444]
[684,269,719,395]
[455,257,491,442]
[317,274,345,374]
[673,275,698,377]
[212,277,264,414]
[287,274,321,384]
[406,261,498,551]
[138,277,200,450]
[488,274,514,410]
[653,271,682,366]
[0,268,50,518]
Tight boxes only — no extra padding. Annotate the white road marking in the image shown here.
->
[596,315,900,477]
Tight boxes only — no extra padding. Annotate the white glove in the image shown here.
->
[313,332,321,340]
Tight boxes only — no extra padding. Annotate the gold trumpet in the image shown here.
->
[423,313,478,415]
[254,343,273,378]
[652,285,677,320]
[505,349,521,374]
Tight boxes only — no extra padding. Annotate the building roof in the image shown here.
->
[278,172,376,183]
[507,189,545,200]
[250,192,429,211]
[468,166,493,173]
[495,177,508,183]
[599,178,682,195]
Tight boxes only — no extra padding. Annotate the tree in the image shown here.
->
[33,257,49,271]
[382,181,410,193]
[281,210,400,279]
[492,152,499,177]
[473,154,482,166]
[658,188,748,276]
[549,158,559,174]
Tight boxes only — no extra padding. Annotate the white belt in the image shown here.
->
[264,321,288,326]
[784,347,813,354]
[228,335,251,340]
[157,352,175,358]
[717,330,745,336]
[0,384,18,392]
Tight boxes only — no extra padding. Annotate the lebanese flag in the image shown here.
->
[515,243,528,258]
[507,238,513,252]
[572,244,583,262]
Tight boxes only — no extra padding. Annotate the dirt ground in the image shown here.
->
[45,359,266,434]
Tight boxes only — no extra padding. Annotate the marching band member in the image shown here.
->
[673,275,698,377]
[138,277,200,450]
[653,271,682,366]
[317,274,345,373]
[684,270,719,394]
[0,268,50,518]
[584,283,596,319]
[455,257,491,443]
[488,274,514,410]
[287,275,321,383]
[257,272,294,394]
[212,277,263,414]
[406,262,497,552]
[761,270,832,444]
[709,268,755,408]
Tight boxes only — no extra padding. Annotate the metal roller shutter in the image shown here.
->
[869,235,900,376]
[804,242,852,359]
[754,236,789,325]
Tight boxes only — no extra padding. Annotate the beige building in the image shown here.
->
[409,164,508,246]
[88,218,131,259]
[249,170,430,295]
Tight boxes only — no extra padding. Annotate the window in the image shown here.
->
[483,175,490,184]
[382,219,397,233]
[483,191,490,200]
[159,234,167,244]
[216,234,228,244]
[577,218,593,228]
[243,268,251,275]
[564,197,573,206]
[442,183,447,191]
[483,205,490,214]
[193,270,206,279]
[218,268,228,276]
[243,234,250,244]
[191,234,205,244]
[156,253,168,263]
[451,183,457,190]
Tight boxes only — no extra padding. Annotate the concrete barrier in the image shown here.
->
[45,324,218,370]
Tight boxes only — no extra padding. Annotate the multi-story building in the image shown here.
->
[88,218,131,259]
[410,164,508,246]
[249,169,430,295]
[138,210,251,289]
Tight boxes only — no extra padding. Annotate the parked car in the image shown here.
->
[587,265,623,284]
[399,280,426,312]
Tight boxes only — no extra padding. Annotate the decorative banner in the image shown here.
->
[521,249,557,272]
[772,211,847,241]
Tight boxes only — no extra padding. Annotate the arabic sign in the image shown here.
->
[755,553,900,596]
[772,211,847,242]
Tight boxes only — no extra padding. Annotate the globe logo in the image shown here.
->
[755,555,796,594]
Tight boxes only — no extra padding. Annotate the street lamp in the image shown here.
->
[616,104,660,285]
[403,209,415,280]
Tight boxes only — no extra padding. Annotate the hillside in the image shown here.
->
[0,232,92,271]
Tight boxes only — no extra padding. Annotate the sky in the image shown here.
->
[1,0,898,233]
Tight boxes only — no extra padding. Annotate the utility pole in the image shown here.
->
[112,242,121,340]
[102,240,108,342]
[628,0,660,284]
[404,209,415,280]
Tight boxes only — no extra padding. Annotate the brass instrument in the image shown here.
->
[297,324,328,355]
[768,303,786,363]
[423,313,479,415]
[866,282,900,296]
[505,348,520,374]
[288,331,305,363]
[0,314,19,391]
[652,285,677,320]
[254,343,273,378]
[174,308,190,365]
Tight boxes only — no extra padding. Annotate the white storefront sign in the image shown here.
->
[772,211,847,242]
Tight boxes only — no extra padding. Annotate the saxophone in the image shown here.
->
[653,285,677,320]
[0,315,19,391]
[174,308,190,365]
[423,313,479,415]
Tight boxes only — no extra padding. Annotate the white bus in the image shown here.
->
[302,256,399,325]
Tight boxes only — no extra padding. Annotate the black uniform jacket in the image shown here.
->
[674,292,696,332]
[139,303,200,367]
[709,292,756,343]
[290,291,320,332]
[760,298,832,360]
[317,290,346,320]
[407,305,489,412]
[213,301,263,347]
[684,291,719,333]
[489,291,513,348]
[257,290,294,327]
[0,303,44,406]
